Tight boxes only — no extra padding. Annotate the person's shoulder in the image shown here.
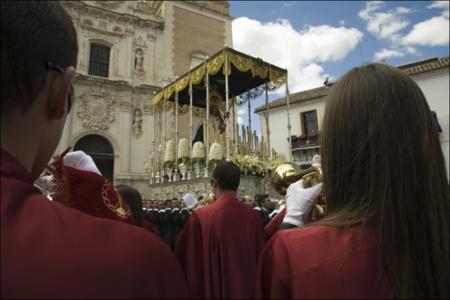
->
[274,225,369,252]
[46,200,168,251]
[274,225,341,245]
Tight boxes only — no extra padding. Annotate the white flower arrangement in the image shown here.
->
[231,154,284,177]
[208,142,223,162]
[178,138,189,159]
[192,142,206,160]
[164,140,175,162]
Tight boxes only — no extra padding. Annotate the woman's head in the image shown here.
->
[321,63,447,223]
[116,185,143,227]
[319,63,448,298]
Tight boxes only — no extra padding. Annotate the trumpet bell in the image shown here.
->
[271,162,316,196]
[270,162,326,222]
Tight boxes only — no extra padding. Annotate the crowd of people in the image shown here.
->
[142,198,190,249]
[1,1,449,299]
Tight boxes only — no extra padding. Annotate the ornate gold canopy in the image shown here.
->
[152,47,287,107]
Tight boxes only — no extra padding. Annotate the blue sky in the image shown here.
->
[229,1,449,136]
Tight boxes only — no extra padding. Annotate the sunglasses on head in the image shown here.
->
[45,61,73,113]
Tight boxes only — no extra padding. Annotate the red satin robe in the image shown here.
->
[256,225,393,299]
[175,193,265,299]
[264,207,286,240]
[1,149,188,298]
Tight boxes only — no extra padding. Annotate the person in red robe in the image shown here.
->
[1,2,188,298]
[263,205,285,240]
[255,63,449,298]
[175,161,265,299]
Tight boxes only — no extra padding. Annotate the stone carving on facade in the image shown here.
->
[134,48,145,72]
[143,104,153,115]
[98,1,122,9]
[98,19,107,29]
[82,18,94,27]
[77,87,116,131]
[133,36,147,48]
[113,25,123,34]
[119,99,132,112]
[136,1,156,14]
[132,108,143,137]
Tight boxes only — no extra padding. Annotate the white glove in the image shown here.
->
[282,179,323,227]
[182,193,198,209]
[63,151,102,175]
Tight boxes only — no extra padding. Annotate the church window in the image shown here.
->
[89,43,110,77]
[300,110,318,137]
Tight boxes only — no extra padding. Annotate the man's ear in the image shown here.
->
[46,66,76,119]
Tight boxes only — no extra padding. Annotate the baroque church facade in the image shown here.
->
[56,1,232,196]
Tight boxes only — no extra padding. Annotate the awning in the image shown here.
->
[152,47,287,107]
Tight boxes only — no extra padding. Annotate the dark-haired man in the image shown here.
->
[1,2,187,298]
[254,194,273,226]
[175,161,265,298]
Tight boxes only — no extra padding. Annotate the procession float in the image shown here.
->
[144,47,296,204]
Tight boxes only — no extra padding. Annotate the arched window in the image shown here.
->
[89,43,110,77]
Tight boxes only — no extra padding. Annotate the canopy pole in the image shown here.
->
[163,99,166,150]
[174,77,179,181]
[265,83,272,159]
[225,56,230,161]
[285,74,293,161]
[151,92,156,182]
[157,101,162,184]
[232,99,237,156]
[189,76,193,159]
[188,76,193,180]
[204,56,210,178]
[248,93,252,134]
[247,92,253,155]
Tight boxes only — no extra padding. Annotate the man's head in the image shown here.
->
[157,200,164,210]
[242,195,254,208]
[164,199,172,209]
[255,194,273,211]
[171,198,180,209]
[1,1,78,179]
[211,161,241,196]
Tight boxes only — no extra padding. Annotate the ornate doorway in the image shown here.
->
[73,134,114,183]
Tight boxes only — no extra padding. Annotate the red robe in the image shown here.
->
[1,149,188,298]
[263,207,286,240]
[175,193,265,299]
[256,225,393,299]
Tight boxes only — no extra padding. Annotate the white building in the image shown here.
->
[55,1,232,197]
[256,56,449,179]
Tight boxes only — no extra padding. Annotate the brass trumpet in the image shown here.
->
[271,162,326,222]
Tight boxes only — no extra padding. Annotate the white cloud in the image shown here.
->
[236,108,246,125]
[360,1,448,61]
[428,1,449,11]
[358,1,411,42]
[374,48,406,60]
[339,20,346,26]
[232,17,363,93]
[402,16,449,46]
[401,1,449,46]
[283,1,295,7]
